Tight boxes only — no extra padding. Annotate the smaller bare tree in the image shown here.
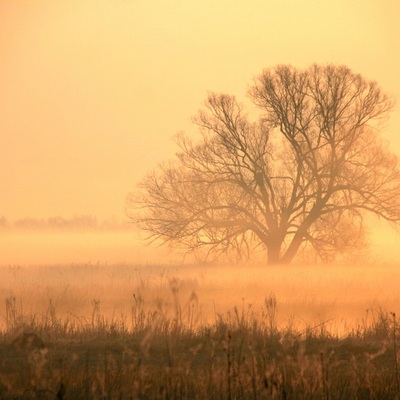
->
[127,64,400,264]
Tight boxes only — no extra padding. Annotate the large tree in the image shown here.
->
[127,65,400,264]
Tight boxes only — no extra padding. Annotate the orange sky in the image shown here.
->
[1,0,400,221]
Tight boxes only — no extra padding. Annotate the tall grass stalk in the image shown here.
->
[392,312,400,398]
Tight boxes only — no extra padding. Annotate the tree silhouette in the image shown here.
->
[127,65,399,264]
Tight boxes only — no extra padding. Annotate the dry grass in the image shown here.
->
[0,261,399,399]
[0,275,399,399]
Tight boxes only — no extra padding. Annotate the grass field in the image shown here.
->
[0,262,399,399]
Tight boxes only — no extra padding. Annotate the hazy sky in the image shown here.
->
[1,0,400,221]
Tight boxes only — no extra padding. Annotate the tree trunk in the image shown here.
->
[267,243,282,265]
[281,232,304,264]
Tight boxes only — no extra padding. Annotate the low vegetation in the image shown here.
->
[0,284,399,399]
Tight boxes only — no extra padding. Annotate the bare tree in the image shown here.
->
[127,65,399,264]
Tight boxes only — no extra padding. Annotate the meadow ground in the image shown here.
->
[0,261,399,399]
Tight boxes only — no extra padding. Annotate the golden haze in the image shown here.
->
[1,2,400,268]
[1,0,399,222]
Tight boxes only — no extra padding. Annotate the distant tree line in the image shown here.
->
[0,215,132,231]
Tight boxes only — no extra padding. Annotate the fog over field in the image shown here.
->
[1,257,400,336]
[0,225,399,335]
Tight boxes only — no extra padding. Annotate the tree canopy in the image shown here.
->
[127,64,399,264]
